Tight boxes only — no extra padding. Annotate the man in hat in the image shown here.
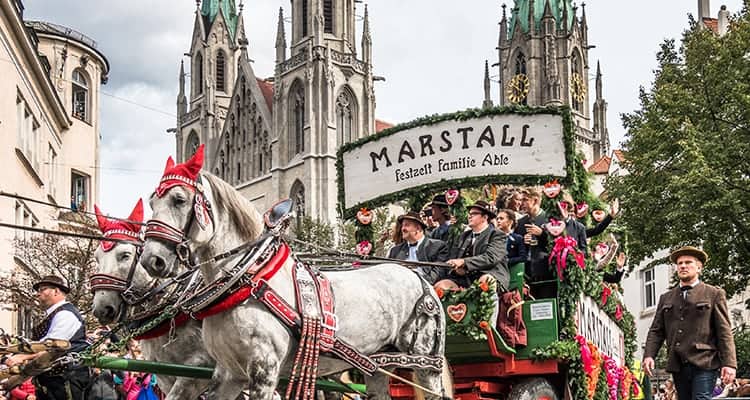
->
[4,275,90,399]
[643,247,736,400]
[388,211,449,284]
[429,194,452,243]
[435,200,509,291]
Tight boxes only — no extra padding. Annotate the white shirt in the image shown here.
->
[42,300,82,341]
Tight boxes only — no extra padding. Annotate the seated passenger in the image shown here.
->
[387,211,449,284]
[496,209,527,266]
[435,200,509,292]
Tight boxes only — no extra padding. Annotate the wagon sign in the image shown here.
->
[340,113,566,210]
[575,294,625,365]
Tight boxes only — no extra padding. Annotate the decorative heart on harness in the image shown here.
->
[594,242,610,261]
[546,218,566,237]
[356,240,372,256]
[447,303,467,323]
[543,179,561,198]
[194,193,211,230]
[575,202,589,218]
[592,209,606,222]
[445,189,460,206]
[356,208,373,225]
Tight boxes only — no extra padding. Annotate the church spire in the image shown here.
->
[595,60,602,100]
[483,60,493,108]
[499,4,508,46]
[275,7,286,63]
[177,60,187,116]
[362,4,372,64]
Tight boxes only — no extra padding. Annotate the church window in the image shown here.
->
[336,88,357,144]
[216,51,226,92]
[302,0,309,37]
[219,150,226,179]
[195,52,204,95]
[72,69,88,121]
[290,180,305,229]
[515,52,527,75]
[571,51,584,112]
[290,81,305,155]
[237,163,241,182]
[324,0,334,33]
[186,130,200,157]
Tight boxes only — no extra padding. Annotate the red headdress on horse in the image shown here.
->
[156,144,204,197]
[95,199,144,252]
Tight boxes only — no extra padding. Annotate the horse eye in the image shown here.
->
[172,195,187,206]
[119,253,131,262]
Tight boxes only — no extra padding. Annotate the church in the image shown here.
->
[174,0,610,222]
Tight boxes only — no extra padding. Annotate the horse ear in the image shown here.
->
[128,199,144,225]
[94,205,109,233]
[163,156,175,174]
[185,144,205,177]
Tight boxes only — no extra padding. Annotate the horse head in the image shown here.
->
[141,145,263,279]
[91,199,151,324]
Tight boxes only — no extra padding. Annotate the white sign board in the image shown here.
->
[575,294,625,366]
[341,113,566,210]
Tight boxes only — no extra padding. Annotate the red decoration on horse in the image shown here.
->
[156,144,205,197]
[94,199,144,252]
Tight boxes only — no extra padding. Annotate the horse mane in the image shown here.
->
[203,173,263,241]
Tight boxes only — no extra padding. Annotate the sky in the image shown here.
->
[23,0,745,217]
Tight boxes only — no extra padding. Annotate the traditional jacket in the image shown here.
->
[449,226,509,290]
[387,237,449,284]
[643,282,737,373]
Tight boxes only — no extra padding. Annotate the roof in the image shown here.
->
[256,78,274,114]
[375,119,394,133]
[201,0,239,40]
[26,20,110,76]
[612,150,625,162]
[508,0,574,39]
[702,17,718,34]
[588,156,611,174]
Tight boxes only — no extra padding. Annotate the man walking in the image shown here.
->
[388,211,449,284]
[4,275,90,399]
[643,246,736,400]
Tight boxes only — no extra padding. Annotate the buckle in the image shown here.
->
[250,278,268,299]
[321,311,338,331]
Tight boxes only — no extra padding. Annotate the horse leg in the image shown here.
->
[163,378,211,400]
[206,367,248,400]
[365,370,393,400]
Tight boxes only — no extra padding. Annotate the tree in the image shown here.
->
[607,6,750,297]
[735,327,750,378]
[0,212,99,334]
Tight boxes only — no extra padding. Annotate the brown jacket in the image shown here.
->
[643,282,736,373]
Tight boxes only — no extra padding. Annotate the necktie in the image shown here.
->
[680,285,692,299]
[471,233,479,245]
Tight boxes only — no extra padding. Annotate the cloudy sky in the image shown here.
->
[24,0,744,217]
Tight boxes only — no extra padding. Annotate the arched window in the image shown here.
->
[302,0,309,37]
[186,130,200,157]
[323,0,334,33]
[195,52,204,95]
[336,88,357,144]
[571,50,584,112]
[290,179,305,229]
[72,69,88,121]
[216,51,226,92]
[219,150,226,179]
[289,81,305,155]
[515,52,527,75]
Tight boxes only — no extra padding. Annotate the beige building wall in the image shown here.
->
[0,0,107,334]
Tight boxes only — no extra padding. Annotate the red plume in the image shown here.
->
[94,205,110,233]
[156,145,205,197]
[94,200,144,252]
[163,156,175,174]
[128,199,144,225]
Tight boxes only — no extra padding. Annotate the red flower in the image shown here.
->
[435,288,444,299]
[479,321,489,329]
[601,286,612,306]
[615,304,623,321]
[479,281,490,292]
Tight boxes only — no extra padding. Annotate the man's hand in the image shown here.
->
[447,259,467,275]
[721,366,736,385]
[643,357,655,377]
[4,353,33,368]
[525,224,543,236]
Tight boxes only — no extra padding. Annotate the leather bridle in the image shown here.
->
[89,240,147,306]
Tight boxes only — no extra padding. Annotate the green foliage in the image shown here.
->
[440,280,496,340]
[292,216,335,252]
[607,9,750,297]
[734,327,750,378]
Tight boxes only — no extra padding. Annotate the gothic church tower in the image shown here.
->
[272,0,376,221]
[495,0,609,162]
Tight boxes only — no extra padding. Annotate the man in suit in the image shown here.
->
[514,187,550,281]
[643,246,736,400]
[388,211,449,284]
[435,200,509,291]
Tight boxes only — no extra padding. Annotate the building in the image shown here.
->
[486,0,610,166]
[174,0,391,222]
[0,0,108,333]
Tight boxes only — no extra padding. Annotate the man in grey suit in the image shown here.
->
[388,211,449,284]
[643,246,736,400]
[435,200,509,291]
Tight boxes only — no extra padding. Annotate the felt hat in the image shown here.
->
[467,200,497,219]
[397,211,428,230]
[33,275,70,294]
[669,246,709,265]
[430,194,449,207]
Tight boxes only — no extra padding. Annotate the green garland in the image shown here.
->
[440,280,496,340]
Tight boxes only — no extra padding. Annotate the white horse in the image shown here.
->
[90,200,214,399]
[139,148,451,400]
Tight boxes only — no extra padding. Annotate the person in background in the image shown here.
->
[429,195,452,243]
[8,379,36,400]
[643,247,736,400]
[495,209,527,266]
[514,187,549,281]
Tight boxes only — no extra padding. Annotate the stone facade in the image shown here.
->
[175,0,379,222]
[0,0,107,333]
[490,0,609,165]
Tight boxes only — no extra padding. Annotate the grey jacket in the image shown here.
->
[388,237,449,284]
[450,226,509,290]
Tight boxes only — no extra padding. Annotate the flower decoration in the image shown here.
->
[479,281,490,292]
[601,286,612,306]
[356,240,372,256]
[549,236,585,280]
